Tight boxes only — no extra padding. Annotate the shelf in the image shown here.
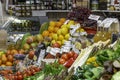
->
[32,10,70,16]
[92,10,120,13]
[8,31,39,35]
[33,10,70,12]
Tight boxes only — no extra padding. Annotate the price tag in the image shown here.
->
[64,20,70,24]
[62,46,71,52]
[72,45,80,54]
[88,14,100,21]
[46,46,52,53]
[100,18,115,28]
[50,48,57,56]
[37,49,45,64]
[70,24,81,35]
[80,32,87,36]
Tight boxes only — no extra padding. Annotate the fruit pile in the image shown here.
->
[0,49,25,67]
[41,18,72,47]
[20,32,44,52]
[2,66,41,80]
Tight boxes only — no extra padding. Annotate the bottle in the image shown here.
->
[107,0,111,10]
[93,27,102,42]
[91,0,98,10]
[114,0,119,10]
[72,0,76,8]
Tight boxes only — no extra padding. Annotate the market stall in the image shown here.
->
[0,0,120,80]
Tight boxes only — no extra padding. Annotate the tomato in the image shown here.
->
[64,58,74,68]
[52,42,61,48]
[27,70,32,76]
[73,53,78,60]
[67,51,75,58]
[31,69,36,75]
[17,75,23,80]
[34,67,41,72]
[28,50,35,59]
[59,58,66,64]
[61,54,69,60]
[16,71,21,75]
[14,75,18,80]
[11,75,15,80]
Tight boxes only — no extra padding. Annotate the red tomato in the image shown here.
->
[59,58,66,64]
[61,54,69,60]
[64,58,74,68]
[17,75,23,80]
[73,53,78,60]
[16,71,21,75]
[28,50,35,59]
[14,75,18,80]
[67,51,75,58]
[52,42,61,48]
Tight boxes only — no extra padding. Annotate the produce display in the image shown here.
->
[0,6,120,80]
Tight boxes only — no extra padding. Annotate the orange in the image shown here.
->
[6,62,13,66]
[48,26,54,32]
[11,49,18,55]
[60,18,66,23]
[56,22,62,27]
[42,30,49,37]
[49,33,54,37]
[50,21,56,27]
[54,27,59,33]
[0,60,2,65]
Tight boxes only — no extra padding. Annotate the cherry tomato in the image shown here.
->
[59,58,66,64]
[61,54,69,60]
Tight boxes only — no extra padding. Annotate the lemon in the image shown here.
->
[52,34,58,41]
[50,21,56,27]
[58,35,64,41]
[51,40,56,45]
[80,28,85,32]
[65,33,70,40]
[61,24,67,28]
[57,29,62,35]
[62,39,67,44]
[56,41,62,46]
[69,20,75,25]
[61,27,68,35]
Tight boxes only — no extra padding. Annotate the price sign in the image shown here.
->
[100,18,117,28]
[50,48,58,56]
[89,14,100,21]
[70,24,80,35]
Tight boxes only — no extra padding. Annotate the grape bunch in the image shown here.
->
[67,7,91,23]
